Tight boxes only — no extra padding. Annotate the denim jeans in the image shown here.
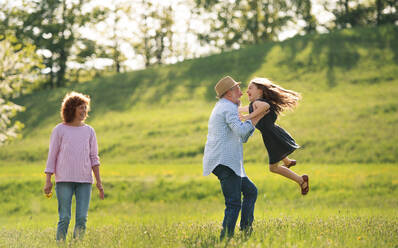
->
[55,182,92,241]
[212,164,258,239]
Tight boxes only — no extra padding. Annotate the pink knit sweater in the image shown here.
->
[45,123,100,183]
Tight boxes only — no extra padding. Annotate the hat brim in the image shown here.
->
[216,82,241,98]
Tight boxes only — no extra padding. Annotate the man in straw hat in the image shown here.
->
[203,76,259,240]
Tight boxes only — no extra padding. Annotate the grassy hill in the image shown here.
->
[1,25,398,166]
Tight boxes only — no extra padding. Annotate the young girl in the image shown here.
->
[43,91,104,241]
[239,78,309,195]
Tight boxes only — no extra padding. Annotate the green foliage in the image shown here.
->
[132,1,174,67]
[0,32,43,144]
[326,0,398,29]
[194,0,297,49]
[10,0,108,88]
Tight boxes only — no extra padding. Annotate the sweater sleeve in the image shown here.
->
[89,127,100,166]
[45,126,61,174]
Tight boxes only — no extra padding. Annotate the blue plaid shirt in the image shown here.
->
[203,98,255,177]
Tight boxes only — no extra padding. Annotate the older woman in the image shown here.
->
[43,91,104,241]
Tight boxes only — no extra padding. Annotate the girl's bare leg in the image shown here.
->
[282,157,290,164]
[282,157,295,166]
[269,162,304,186]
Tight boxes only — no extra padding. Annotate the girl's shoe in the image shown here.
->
[300,175,309,195]
[284,160,296,168]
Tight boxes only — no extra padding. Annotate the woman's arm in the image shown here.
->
[89,128,104,199]
[92,165,104,200]
[45,127,61,174]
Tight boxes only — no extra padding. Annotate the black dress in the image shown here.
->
[249,99,299,164]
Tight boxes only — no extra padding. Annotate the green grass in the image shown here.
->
[1,25,398,165]
[0,163,397,247]
[1,25,398,247]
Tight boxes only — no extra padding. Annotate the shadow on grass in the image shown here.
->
[14,70,156,134]
[181,43,274,101]
[14,43,272,133]
[279,30,360,88]
[278,24,398,87]
[14,25,398,134]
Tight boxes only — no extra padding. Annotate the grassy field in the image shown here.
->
[0,163,397,247]
[0,25,397,165]
[1,25,398,247]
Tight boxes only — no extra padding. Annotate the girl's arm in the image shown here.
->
[92,165,104,200]
[241,101,270,121]
[238,105,249,113]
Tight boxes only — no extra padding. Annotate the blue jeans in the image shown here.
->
[55,182,92,241]
[213,165,257,239]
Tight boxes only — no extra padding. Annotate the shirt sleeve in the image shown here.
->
[89,127,100,167]
[45,126,61,174]
[225,107,255,143]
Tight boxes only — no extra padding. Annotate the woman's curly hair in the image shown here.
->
[60,92,91,123]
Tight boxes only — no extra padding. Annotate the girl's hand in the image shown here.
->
[239,113,249,121]
[43,181,53,195]
[96,183,104,200]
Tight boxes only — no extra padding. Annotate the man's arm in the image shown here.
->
[225,108,255,143]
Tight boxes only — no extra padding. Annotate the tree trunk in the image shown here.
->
[57,48,67,87]
[56,0,67,87]
[376,0,382,25]
[48,58,55,88]
[252,0,259,44]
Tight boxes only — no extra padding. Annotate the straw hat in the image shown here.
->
[215,76,240,98]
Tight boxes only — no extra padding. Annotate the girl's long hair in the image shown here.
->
[251,77,301,115]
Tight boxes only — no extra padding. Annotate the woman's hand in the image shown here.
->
[43,181,53,195]
[96,183,104,200]
[92,165,104,199]
[43,173,53,195]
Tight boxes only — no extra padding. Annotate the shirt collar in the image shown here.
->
[220,97,238,106]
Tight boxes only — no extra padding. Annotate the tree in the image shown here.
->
[323,0,397,30]
[375,0,398,25]
[193,0,295,50]
[104,3,135,72]
[12,0,107,88]
[0,33,43,144]
[294,0,317,33]
[133,1,174,67]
